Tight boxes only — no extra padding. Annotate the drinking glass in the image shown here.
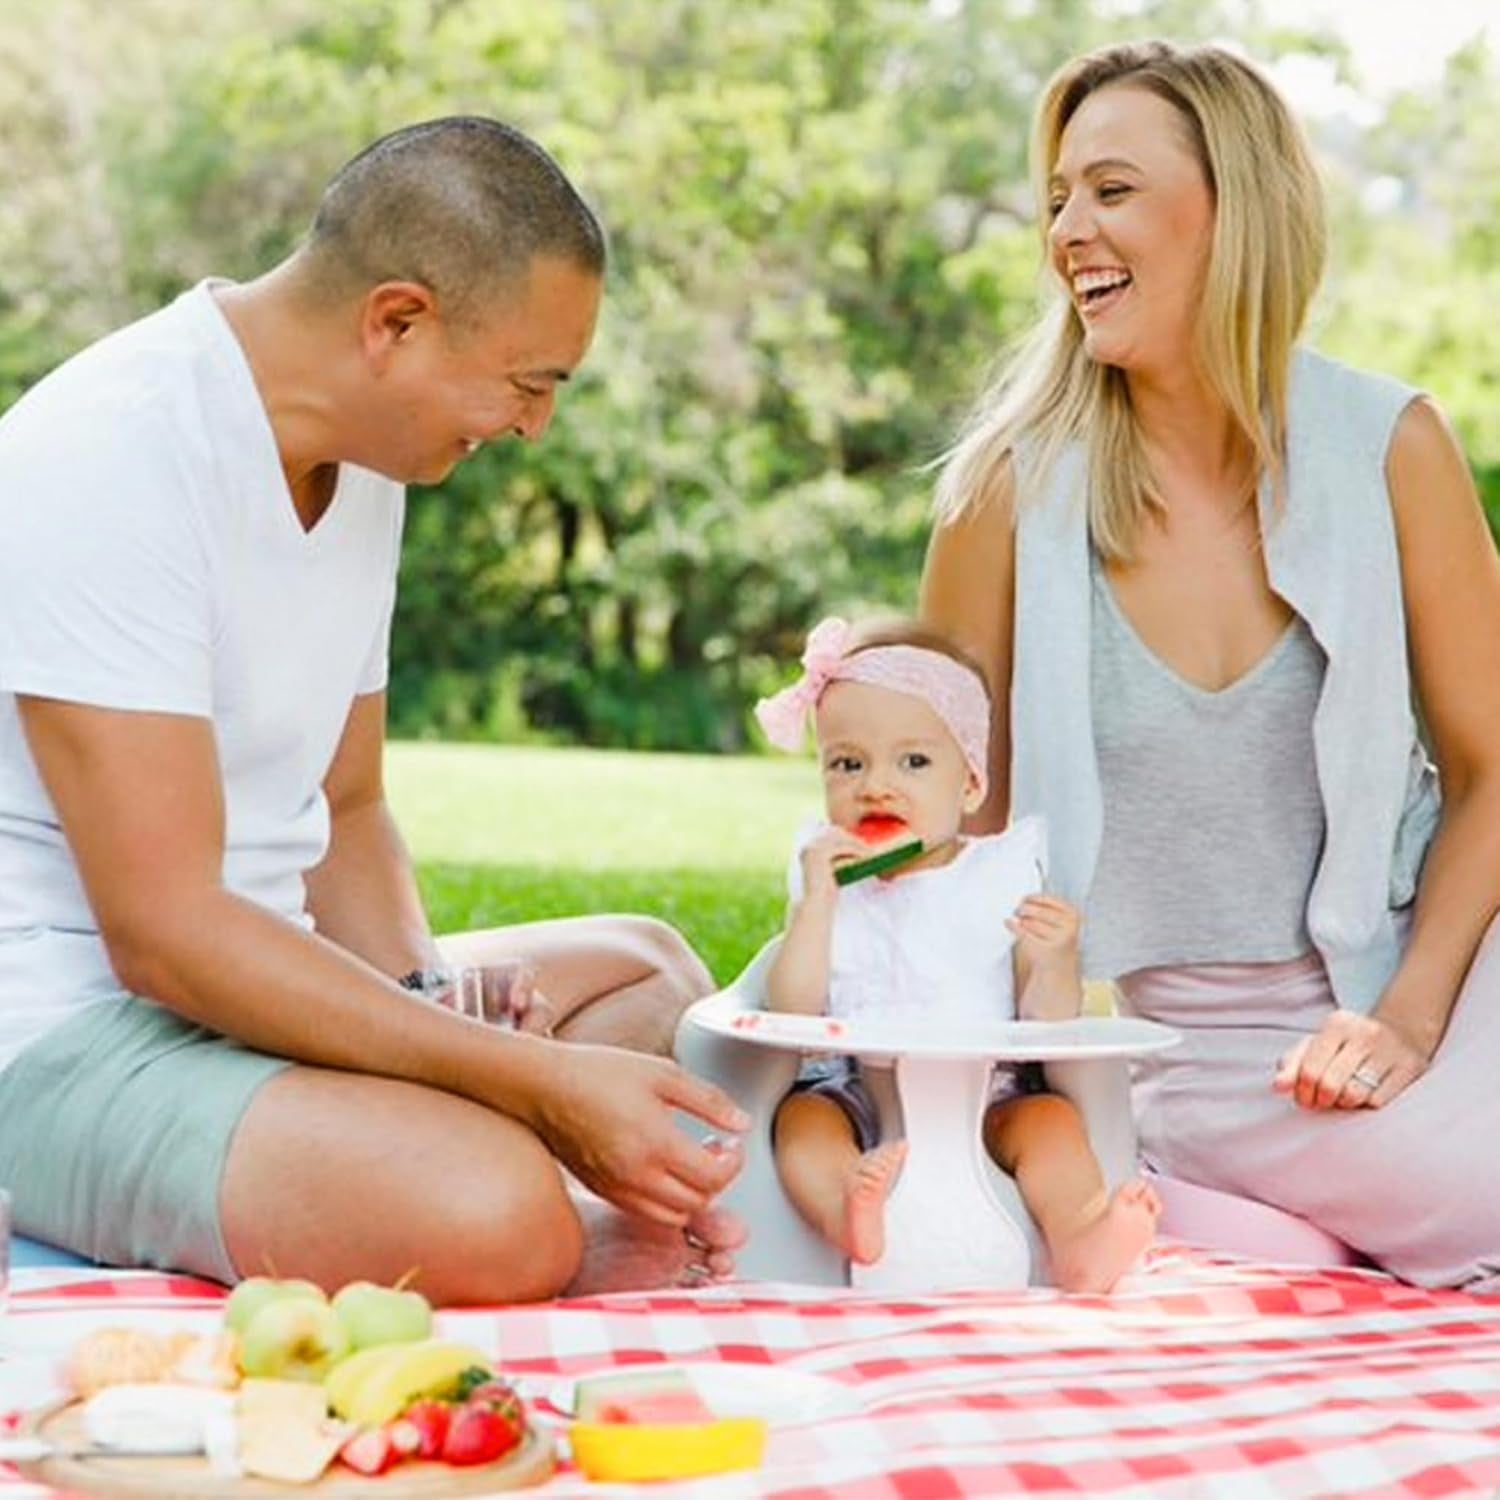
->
[448,960,538,1031]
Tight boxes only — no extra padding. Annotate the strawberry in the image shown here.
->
[400,1399,453,1460]
[463,1377,523,1414]
[387,1418,424,1459]
[338,1426,402,1476]
[442,1403,524,1466]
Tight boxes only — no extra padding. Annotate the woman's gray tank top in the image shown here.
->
[1085,550,1328,977]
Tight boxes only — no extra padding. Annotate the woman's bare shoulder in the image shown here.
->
[920,456,1019,679]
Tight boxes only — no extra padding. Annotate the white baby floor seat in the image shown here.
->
[676,939,1180,1291]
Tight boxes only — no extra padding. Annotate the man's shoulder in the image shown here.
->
[0,288,226,473]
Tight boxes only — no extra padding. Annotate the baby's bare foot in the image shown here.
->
[842,1141,908,1265]
[1050,1178,1161,1294]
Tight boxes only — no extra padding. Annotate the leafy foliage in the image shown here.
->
[2,1,1495,750]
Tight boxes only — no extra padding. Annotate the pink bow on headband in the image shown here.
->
[753,616,991,797]
[754,616,854,750]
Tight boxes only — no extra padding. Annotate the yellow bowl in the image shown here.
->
[569,1417,767,1482]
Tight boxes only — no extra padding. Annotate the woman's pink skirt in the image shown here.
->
[1117,915,1500,1294]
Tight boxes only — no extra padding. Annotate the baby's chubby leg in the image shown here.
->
[985,1092,1159,1293]
[774,1092,907,1265]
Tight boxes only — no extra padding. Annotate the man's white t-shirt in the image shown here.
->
[0,282,404,1071]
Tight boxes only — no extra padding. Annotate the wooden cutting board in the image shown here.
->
[15,1401,556,1497]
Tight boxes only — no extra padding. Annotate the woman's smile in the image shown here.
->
[1072,266,1134,320]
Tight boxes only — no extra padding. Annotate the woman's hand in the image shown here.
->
[1272,1009,1432,1111]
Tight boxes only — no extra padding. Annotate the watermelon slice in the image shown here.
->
[575,1370,712,1425]
[594,1390,717,1424]
[836,815,924,886]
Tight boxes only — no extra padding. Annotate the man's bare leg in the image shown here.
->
[221,915,742,1303]
[222,1066,744,1302]
[565,1191,748,1296]
[220,1067,585,1304]
[432,914,743,1293]
[438,913,715,1054]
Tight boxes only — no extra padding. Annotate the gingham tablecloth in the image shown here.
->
[4,1245,1500,1498]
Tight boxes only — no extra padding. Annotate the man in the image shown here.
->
[0,117,747,1303]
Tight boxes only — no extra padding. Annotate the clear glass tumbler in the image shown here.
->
[448,960,538,1031]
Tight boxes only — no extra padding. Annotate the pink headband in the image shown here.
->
[754,617,990,797]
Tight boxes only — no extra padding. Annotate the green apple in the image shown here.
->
[240,1297,352,1382]
[224,1276,327,1336]
[331,1280,434,1350]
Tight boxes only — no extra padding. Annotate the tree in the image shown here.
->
[2,0,1492,745]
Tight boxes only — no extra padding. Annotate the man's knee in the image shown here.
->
[224,1072,586,1306]
[421,1138,584,1304]
[626,915,716,1003]
[555,915,715,1054]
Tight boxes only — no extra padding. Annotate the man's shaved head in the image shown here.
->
[301,116,605,327]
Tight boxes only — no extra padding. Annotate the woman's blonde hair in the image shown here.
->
[934,40,1326,557]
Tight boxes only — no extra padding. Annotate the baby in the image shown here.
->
[755,616,1160,1292]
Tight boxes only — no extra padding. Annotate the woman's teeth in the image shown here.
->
[1073,269,1132,309]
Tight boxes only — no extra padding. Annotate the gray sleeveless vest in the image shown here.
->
[1010,348,1439,1011]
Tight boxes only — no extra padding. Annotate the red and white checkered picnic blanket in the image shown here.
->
[5,1245,1500,1498]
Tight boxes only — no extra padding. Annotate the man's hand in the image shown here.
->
[1273,1009,1431,1111]
[526,1045,749,1225]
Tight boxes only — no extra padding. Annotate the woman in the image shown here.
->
[921,40,1500,1291]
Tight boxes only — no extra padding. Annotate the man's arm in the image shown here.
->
[304,691,438,979]
[16,696,746,1223]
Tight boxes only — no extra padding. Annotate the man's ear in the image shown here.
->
[361,281,439,369]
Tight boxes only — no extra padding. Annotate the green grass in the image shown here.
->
[386,743,821,984]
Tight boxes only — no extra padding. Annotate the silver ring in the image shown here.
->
[1351,1066,1384,1090]
[677,1260,715,1286]
[682,1228,712,1255]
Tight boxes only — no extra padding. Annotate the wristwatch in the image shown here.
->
[396,966,455,1002]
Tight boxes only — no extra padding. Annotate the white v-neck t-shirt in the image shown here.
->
[0,281,403,1071]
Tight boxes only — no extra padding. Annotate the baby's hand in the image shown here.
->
[1007,894,1082,969]
[799,826,871,900]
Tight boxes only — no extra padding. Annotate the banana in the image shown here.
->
[322,1345,396,1418]
[325,1339,493,1426]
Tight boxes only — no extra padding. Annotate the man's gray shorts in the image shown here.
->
[0,995,289,1282]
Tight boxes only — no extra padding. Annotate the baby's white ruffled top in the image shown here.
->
[787,816,1047,1025]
